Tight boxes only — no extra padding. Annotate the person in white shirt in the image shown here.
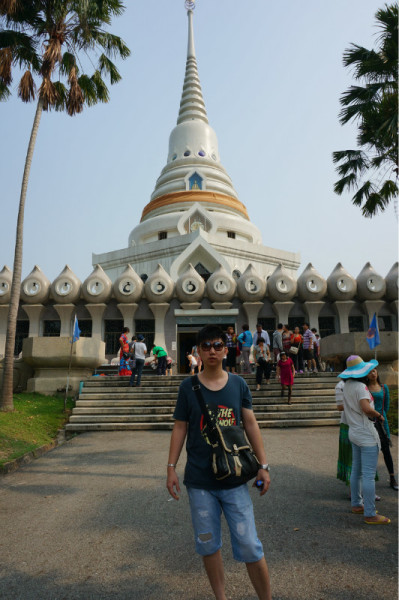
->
[339,355,390,525]
[253,324,270,349]
[129,334,147,387]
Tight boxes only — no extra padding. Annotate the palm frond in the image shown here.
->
[91,69,109,103]
[78,73,98,106]
[17,68,35,102]
[91,31,130,59]
[39,76,59,110]
[0,78,10,99]
[53,80,67,111]
[98,53,121,84]
[351,180,375,207]
[361,179,397,217]
[333,174,358,195]
[0,47,12,83]
[332,149,366,165]
[59,51,77,77]
[66,65,84,115]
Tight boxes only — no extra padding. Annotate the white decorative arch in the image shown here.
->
[170,236,231,280]
[177,202,215,235]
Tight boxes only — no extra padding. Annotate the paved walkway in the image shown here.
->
[0,428,397,600]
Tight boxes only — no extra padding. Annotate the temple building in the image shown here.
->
[0,2,397,385]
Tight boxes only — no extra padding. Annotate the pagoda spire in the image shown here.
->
[177,2,208,125]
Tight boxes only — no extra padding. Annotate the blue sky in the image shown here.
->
[1,0,397,285]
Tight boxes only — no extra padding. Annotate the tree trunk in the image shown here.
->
[0,97,44,411]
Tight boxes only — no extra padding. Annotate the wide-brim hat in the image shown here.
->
[338,355,378,379]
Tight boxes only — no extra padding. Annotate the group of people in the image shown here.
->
[118,327,172,386]
[336,355,397,526]
[272,322,321,374]
[223,322,323,401]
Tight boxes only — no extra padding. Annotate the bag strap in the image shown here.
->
[191,375,219,444]
[381,384,385,413]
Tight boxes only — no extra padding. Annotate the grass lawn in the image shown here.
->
[0,393,74,467]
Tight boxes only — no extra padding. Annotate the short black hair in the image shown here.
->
[257,337,265,344]
[277,323,283,329]
[242,323,249,331]
[303,322,309,327]
[311,328,317,333]
[197,325,227,345]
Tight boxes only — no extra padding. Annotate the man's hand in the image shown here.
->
[253,469,271,497]
[166,467,181,500]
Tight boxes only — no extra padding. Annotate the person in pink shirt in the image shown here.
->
[276,351,295,404]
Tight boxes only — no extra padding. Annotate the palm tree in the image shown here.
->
[0,0,130,411]
[333,4,398,217]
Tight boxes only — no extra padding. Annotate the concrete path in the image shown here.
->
[0,428,397,600]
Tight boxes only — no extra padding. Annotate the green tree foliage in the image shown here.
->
[0,0,130,411]
[333,4,398,217]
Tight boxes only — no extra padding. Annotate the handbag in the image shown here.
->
[289,346,299,355]
[191,375,260,484]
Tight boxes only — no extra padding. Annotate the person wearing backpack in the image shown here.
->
[238,324,253,374]
[166,325,272,600]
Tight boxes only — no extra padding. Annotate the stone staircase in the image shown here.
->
[65,372,340,432]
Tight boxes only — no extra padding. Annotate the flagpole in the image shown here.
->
[65,316,74,412]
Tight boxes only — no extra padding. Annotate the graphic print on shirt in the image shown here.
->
[200,405,237,445]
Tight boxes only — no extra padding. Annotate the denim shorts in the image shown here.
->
[186,484,264,563]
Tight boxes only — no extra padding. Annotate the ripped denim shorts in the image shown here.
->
[186,484,264,562]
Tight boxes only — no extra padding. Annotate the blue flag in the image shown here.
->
[72,315,81,343]
[366,313,380,350]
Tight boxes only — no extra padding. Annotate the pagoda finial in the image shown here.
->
[177,0,208,124]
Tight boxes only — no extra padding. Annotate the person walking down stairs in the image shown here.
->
[253,338,272,391]
[276,351,295,404]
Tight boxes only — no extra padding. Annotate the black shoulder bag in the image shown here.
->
[191,375,260,484]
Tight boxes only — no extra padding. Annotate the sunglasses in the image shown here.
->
[200,341,225,352]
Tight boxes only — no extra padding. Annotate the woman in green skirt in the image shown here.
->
[336,380,352,484]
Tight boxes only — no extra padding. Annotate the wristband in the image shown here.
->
[167,463,176,468]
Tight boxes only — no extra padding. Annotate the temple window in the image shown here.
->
[184,150,191,157]
[43,320,61,337]
[198,150,206,157]
[195,263,211,282]
[189,172,203,190]
[227,231,236,239]
[158,231,167,240]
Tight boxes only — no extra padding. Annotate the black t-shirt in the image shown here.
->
[173,373,252,490]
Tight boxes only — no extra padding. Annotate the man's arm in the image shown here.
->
[242,407,270,497]
[166,420,188,500]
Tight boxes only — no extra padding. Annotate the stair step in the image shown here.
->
[65,418,340,432]
[65,372,341,431]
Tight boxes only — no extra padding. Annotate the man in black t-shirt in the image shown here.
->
[166,325,272,600]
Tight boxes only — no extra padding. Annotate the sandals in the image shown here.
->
[351,506,364,514]
[364,515,390,525]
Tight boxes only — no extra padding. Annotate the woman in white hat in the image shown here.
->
[339,355,390,525]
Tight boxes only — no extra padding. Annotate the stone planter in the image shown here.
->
[321,332,398,386]
[22,337,106,394]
